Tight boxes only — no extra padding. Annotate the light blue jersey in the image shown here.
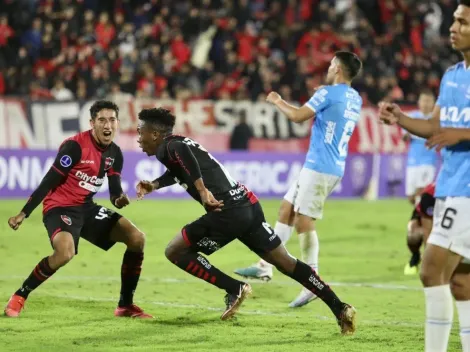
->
[435,61,470,197]
[405,110,438,167]
[304,84,362,177]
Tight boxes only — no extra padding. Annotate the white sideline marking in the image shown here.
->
[34,292,423,328]
[0,275,422,291]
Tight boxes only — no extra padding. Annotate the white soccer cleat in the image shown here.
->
[234,263,273,281]
[288,288,318,308]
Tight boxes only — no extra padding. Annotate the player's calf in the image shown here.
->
[109,217,150,316]
[165,232,250,320]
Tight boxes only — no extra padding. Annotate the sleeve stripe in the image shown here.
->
[51,165,66,176]
[305,102,316,112]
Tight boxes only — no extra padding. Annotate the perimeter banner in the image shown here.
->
[0,149,411,199]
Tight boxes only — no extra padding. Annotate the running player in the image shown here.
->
[402,90,438,205]
[5,100,152,319]
[234,51,363,308]
[404,183,435,275]
[135,107,357,335]
[379,2,470,350]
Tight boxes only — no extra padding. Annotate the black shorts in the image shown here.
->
[43,203,122,254]
[182,202,282,255]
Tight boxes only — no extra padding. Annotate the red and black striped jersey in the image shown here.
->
[155,135,257,209]
[22,130,123,216]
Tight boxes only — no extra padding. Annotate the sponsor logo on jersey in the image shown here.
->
[60,155,72,168]
[104,157,114,171]
[61,215,72,225]
[81,160,94,164]
[75,170,104,193]
[440,106,470,122]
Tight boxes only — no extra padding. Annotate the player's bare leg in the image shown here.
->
[109,217,152,319]
[165,233,251,320]
[4,231,75,317]
[420,244,462,352]
[404,219,424,275]
[450,264,470,351]
[260,244,356,335]
[234,200,295,281]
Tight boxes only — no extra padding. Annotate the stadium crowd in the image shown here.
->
[0,0,461,105]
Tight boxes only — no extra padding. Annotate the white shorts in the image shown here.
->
[427,197,470,262]
[405,165,436,196]
[284,168,341,219]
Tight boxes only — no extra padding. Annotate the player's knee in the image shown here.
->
[127,229,146,252]
[54,247,75,267]
[450,275,470,300]
[419,264,439,287]
[293,215,314,234]
[164,244,178,262]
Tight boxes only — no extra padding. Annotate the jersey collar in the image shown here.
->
[88,130,109,152]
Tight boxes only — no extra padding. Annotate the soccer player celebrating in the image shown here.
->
[402,89,438,207]
[404,183,436,275]
[135,107,356,335]
[5,100,152,319]
[379,1,470,350]
[234,51,363,308]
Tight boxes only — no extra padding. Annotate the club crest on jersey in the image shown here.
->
[61,215,72,226]
[104,157,114,171]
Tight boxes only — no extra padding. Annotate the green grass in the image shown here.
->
[0,199,462,351]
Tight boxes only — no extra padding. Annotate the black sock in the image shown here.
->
[407,236,422,267]
[170,251,244,294]
[119,250,144,307]
[15,257,56,299]
[409,252,421,267]
[288,260,344,318]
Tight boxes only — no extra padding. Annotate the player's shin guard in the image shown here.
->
[170,252,244,294]
[424,285,453,352]
[456,300,470,352]
[288,260,344,317]
[15,257,56,299]
[119,250,143,307]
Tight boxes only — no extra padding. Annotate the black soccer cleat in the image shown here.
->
[220,283,252,320]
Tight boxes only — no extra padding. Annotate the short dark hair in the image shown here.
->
[90,100,119,120]
[335,51,362,81]
[420,88,435,98]
[138,108,176,134]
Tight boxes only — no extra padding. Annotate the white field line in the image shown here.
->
[0,275,423,291]
[33,292,424,329]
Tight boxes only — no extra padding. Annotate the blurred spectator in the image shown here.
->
[0,0,461,105]
[51,79,74,101]
[230,111,253,150]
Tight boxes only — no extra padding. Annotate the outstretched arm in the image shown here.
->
[266,91,315,123]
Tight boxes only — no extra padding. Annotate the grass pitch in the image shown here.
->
[0,199,462,351]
